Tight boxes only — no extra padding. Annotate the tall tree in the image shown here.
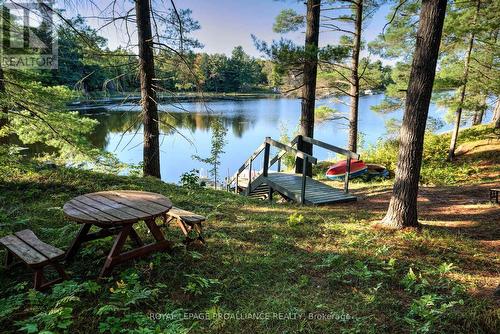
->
[448,0,481,161]
[381,0,447,229]
[348,0,363,152]
[0,66,7,133]
[135,0,161,178]
[296,0,320,175]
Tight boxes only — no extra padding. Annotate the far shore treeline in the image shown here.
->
[36,17,393,97]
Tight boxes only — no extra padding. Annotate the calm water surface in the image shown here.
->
[84,94,476,183]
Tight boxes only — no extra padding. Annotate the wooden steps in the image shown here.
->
[249,172,356,205]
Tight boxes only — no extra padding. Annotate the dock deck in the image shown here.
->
[248,172,357,205]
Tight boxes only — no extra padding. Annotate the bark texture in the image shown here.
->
[381,0,447,229]
[448,0,480,161]
[347,0,363,153]
[492,100,500,129]
[472,108,484,125]
[136,0,161,178]
[0,65,8,131]
[296,0,320,176]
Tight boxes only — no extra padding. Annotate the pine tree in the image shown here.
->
[381,0,447,229]
[135,0,161,178]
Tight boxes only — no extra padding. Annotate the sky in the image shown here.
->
[61,0,392,59]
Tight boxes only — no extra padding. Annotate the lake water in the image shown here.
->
[83,94,489,183]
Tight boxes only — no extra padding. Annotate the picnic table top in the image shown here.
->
[63,190,172,225]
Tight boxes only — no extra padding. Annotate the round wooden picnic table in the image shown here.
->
[63,190,172,277]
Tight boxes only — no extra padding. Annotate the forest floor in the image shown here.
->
[0,127,498,334]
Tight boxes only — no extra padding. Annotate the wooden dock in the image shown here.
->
[249,172,356,205]
[227,136,360,205]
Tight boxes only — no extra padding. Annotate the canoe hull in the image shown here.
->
[325,159,368,180]
[366,164,390,179]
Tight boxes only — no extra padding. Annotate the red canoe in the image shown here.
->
[325,159,368,180]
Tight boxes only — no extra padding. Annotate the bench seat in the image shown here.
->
[165,207,205,244]
[0,229,67,290]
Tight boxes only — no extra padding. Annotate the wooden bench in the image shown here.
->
[490,189,500,204]
[0,229,67,291]
[165,207,205,244]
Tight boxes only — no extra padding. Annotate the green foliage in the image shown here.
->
[370,0,499,125]
[287,212,305,227]
[278,123,297,170]
[405,294,464,333]
[183,46,268,93]
[399,263,466,333]
[193,117,227,188]
[182,274,220,296]
[363,125,496,185]
[273,9,304,33]
[0,77,99,159]
[315,105,338,122]
[180,169,203,189]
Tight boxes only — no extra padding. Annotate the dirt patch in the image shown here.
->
[348,181,500,241]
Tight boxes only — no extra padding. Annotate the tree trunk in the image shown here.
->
[347,0,363,153]
[472,107,484,125]
[0,65,8,132]
[492,99,500,129]
[472,94,484,125]
[381,0,447,229]
[296,0,320,176]
[136,0,161,178]
[448,0,480,161]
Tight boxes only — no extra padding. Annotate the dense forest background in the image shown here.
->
[32,15,393,96]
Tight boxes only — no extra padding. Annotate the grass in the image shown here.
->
[0,126,499,333]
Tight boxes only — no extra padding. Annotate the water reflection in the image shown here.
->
[88,107,258,150]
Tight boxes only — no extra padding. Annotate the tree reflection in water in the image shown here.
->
[87,105,256,150]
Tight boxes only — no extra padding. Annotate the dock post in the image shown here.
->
[263,142,270,177]
[301,156,308,204]
[344,157,351,193]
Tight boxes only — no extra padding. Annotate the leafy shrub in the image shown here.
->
[180,169,204,189]
[182,274,220,296]
[287,212,305,226]
[362,125,496,185]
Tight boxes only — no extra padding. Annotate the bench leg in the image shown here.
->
[179,221,205,245]
[34,269,44,291]
[193,223,205,243]
[33,262,68,291]
[5,250,14,268]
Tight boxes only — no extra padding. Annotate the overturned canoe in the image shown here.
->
[366,163,390,179]
[325,159,368,180]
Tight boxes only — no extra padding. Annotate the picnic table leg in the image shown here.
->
[65,223,92,262]
[100,224,132,277]
[145,218,167,242]
[129,227,144,247]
